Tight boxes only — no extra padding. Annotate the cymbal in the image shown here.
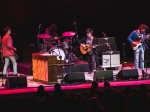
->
[37,34,51,38]
[63,31,76,37]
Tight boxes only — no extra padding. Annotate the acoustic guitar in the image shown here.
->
[80,43,102,54]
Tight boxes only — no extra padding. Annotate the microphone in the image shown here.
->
[73,20,76,25]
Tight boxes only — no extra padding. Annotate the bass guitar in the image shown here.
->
[80,43,105,54]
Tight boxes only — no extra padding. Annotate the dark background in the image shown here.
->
[0,0,150,62]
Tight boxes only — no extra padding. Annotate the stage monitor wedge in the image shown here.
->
[64,72,85,83]
[94,70,113,81]
[117,69,139,80]
[5,76,27,89]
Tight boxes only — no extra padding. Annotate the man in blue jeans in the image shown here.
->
[2,27,18,79]
[127,24,149,77]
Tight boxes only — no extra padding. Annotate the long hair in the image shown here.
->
[48,24,58,37]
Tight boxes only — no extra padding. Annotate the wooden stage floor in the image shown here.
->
[0,67,150,100]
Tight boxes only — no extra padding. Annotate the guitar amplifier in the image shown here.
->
[100,51,121,68]
[97,37,115,44]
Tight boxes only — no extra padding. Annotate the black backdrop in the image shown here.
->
[0,0,150,62]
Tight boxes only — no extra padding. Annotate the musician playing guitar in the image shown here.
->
[127,24,149,77]
[2,27,18,79]
[79,28,97,74]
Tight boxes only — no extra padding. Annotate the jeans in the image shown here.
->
[3,56,17,75]
[134,45,144,70]
[87,53,96,72]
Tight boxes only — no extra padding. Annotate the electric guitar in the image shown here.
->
[131,38,143,50]
[80,43,105,54]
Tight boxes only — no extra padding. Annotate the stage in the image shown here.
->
[0,61,150,100]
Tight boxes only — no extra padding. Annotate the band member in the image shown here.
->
[2,27,18,78]
[127,24,149,77]
[79,28,97,73]
[44,24,60,46]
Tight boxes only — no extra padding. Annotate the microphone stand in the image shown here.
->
[0,37,4,86]
[37,24,41,52]
[73,21,80,60]
[1,54,4,86]
[143,42,149,76]
[105,38,113,69]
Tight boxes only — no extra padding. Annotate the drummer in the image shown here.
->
[44,24,60,47]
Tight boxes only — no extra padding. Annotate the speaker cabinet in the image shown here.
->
[117,69,139,80]
[5,76,27,88]
[64,72,85,83]
[94,70,113,81]
[101,51,121,68]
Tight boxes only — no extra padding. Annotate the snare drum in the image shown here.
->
[50,48,65,60]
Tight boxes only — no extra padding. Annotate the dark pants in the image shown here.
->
[87,53,96,72]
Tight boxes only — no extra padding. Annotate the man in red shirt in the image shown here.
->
[2,27,18,78]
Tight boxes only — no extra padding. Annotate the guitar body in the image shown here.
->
[131,38,142,50]
[80,44,92,54]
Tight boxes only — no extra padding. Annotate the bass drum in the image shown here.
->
[50,48,65,60]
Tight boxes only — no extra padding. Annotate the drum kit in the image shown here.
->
[37,31,78,63]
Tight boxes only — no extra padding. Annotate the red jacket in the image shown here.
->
[2,34,15,57]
